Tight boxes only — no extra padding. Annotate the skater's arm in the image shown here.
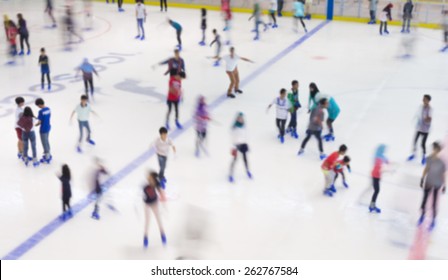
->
[240,57,254,63]
[70,110,76,122]
[91,110,99,118]
[93,68,99,77]
[420,165,429,188]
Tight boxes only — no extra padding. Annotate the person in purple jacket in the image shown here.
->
[194,95,211,157]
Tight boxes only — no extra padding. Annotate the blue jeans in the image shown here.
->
[22,131,37,159]
[157,155,167,180]
[137,18,144,36]
[78,121,91,143]
[40,132,51,156]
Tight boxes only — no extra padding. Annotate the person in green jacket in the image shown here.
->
[286,80,301,138]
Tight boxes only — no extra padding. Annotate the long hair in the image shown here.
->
[23,106,34,118]
[148,171,160,188]
[62,164,71,181]
[309,82,320,99]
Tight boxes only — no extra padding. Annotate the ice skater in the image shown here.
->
[166,70,185,130]
[321,145,348,197]
[38,48,51,91]
[35,98,52,164]
[17,106,39,167]
[308,82,340,141]
[83,0,94,31]
[45,0,57,28]
[143,171,167,248]
[160,0,168,12]
[157,49,186,77]
[248,0,268,41]
[194,95,211,157]
[117,0,125,12]
[14,97,25,159]
[379,3,393,35]
[91,158,110,220]
[70,95,98,153]
[17,14,30,55]
[369,144,389,213]
[407,94,432,165]
[229,112,252,183]
[209,29,222,66]
[6,20,18,64]
[368,0,378,24]
[401,0,414,33]
[221,0,232,45]
[293,0,307,33]
[152,127,176,189]
[58,164,72,220]
[168,19,183,50]
[331,156,351,192]
[277,0,284,17]
[304,0,312,19]
[298,98,328,160]
[76,58,99,99]
[267,88,291,144]
[418,142,446,230]
[216,47,254,98]
[135,0,147,40]
[286,80,301,138]
[268,0,278,28]
[63,5,83,49]
[199,8,207,46]
[441,10,448,52]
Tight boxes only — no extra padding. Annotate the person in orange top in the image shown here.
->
[322,144,347,197]
[330,156,351,193]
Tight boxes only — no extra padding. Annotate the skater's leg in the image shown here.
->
[46,73,51,86]
[174,101,179,121]
[276,119,281,135]
[432,187,439,220]
[176,30,182,46]
[85,121,92,141]
[370,178,380,207]
[78,121,84,144]
[20,34,24,52]
[413,132,421,153]
[41,73,45,88]
[421,132,428,155]
[229,152,238,177]
[143,204,150,236]
[300,131,312,149]
[226,71,235,95]
[300,17,306,30]
[420,187,430,215]
[280,119,286,137]
[234,68,240,91]
[22,132,29,158]
[314,131,324,153]
[88,78,94,96]
[385,22,388,33]
[380,22,383,34]
[30,132,37,160]
[83,79,89,94]
[326,119,334,135]
[150,203,165,234]
[157,155,167,180]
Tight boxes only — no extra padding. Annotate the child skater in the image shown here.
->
[210,29,222,67]
[293,0,307,33]
[249,1,268,41]
[58,164,72,220]
[268,0,278,28]
[39,48,51,91]
[286,80,301,138]
[17,106,39,167]
[379,3,393,35]
[194,95,211,157]
[199,8,207,46]
[330,156,351,193]
[168,19,183,50]
[298,98,327,160]
[418,142,446,230]
[135,0,147,40]
[15,97,25,159]
[35,98,52,164]
[229,112,253,183]
[166,70,185,130]
[6,20,18,64]
[143,171,167,248]
[91,158,109,220]
[76,58,99,99]
[321,145,348,196]
[267,89,291,144]
[407,94,432,165]
[369,144,389,213]
[70,95,98,153]
[152,127,176,189]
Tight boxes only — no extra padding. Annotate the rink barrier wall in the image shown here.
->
[102,0,440,29]
[1,19,330,260]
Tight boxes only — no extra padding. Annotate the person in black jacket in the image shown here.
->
[17,13,30,55]
[401,0,414,33]
[59,164,72,220]
[199,8,207,46]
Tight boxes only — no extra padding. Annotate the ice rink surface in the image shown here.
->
[0,0,448,259]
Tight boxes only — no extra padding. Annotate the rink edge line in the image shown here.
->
[1,20,330,260]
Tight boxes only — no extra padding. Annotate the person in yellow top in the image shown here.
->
[3,14,9,41]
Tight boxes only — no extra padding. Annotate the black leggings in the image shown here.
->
[371,178,380,205]
[413,132,428,155]
[176,30,182,46]
[63,197,71,212]
[421,186,441,218]
[301,130,323,152]
[84,78,94,95]
[41,73,51,86]
[369,10,376,21]
[19,33,30,52]
[167,100,179,122]
[276,118,286,137]
[117,0,123,8]
[230,144,249,176]
[160,0,167,11]
[270,11,276,25]
[294,16,306,30]
[380,21,388,33]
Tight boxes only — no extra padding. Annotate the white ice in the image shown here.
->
[0,0,448,260]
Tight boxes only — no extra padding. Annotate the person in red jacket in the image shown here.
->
[166,70,185,130]
[321,144,348,197]
[329,156,351,193]
[6,20,18,63]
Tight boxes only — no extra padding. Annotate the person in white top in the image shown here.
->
[14,96,25,159]
[267,88,291,144]
[70,95,98,153]
[229,112,252,183]
[135,0,147,40]
[152,126,176,188]
[216,47,254,98]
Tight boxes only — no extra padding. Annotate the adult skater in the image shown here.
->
[216,47,254,98]
[277,0,284,17]
[368,0,378,24]
[229,112,252,183]
[58,164,72,220]
[45,0,57,28]
[267,89,291,144]
[152,127,176,188]
[293,0,307,33]
[369,144,389,213]
[166,70,185,130]
[379,3,393,35]
[15,97,25,159]
[407,94,432,165]
[168,19,183,50]
[210,29,222,66]
[17,106,39,167]
[17,14,30,55]
[63,5,83,49]
[143,171,167,248]
[249,0,268,41]
[298,98,328,160]
[83,0,94,31]
[401,0,414,33]
[135,0,147,40]
[199,8,207,46]
[158,49,186,77]
[308,82,340,141]
[76,58,99,99]
[221,0,232,44]
[286,80,301,138]
[35,98,52,164]
[418,142,446,230]
[70,95,98,153]
[268,0,278,28]
[160,0,168,12]
[38,48,51,91]
[441,10,448,52]
[321,145,348,197]
[91,158,109,220]
[194,96,211,157]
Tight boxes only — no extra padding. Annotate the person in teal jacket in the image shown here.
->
[169,19,183,50]
[293,0,307,33]
[308,82,340,142]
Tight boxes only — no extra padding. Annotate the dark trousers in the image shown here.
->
[421,186,441,219]
[413,132,428,155]
[167,100,179,122]
[230,144,249,176]
[160,0,167,11]
[117,0,123,8]
[277,0,284,14]
[276,118,286,137]
[380,21,388,34]
[369,10,376,22]
[84,78,94,95]
[158,154,167,180]
[288,111,297,130]
[41,72,51,86]
[402,17,411,31]
[62,197,71,212]
[19,33,30,52]
[371,178,380,205]
[300,130,323,152]
[269,11,276,25]
[176,30,182,45]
